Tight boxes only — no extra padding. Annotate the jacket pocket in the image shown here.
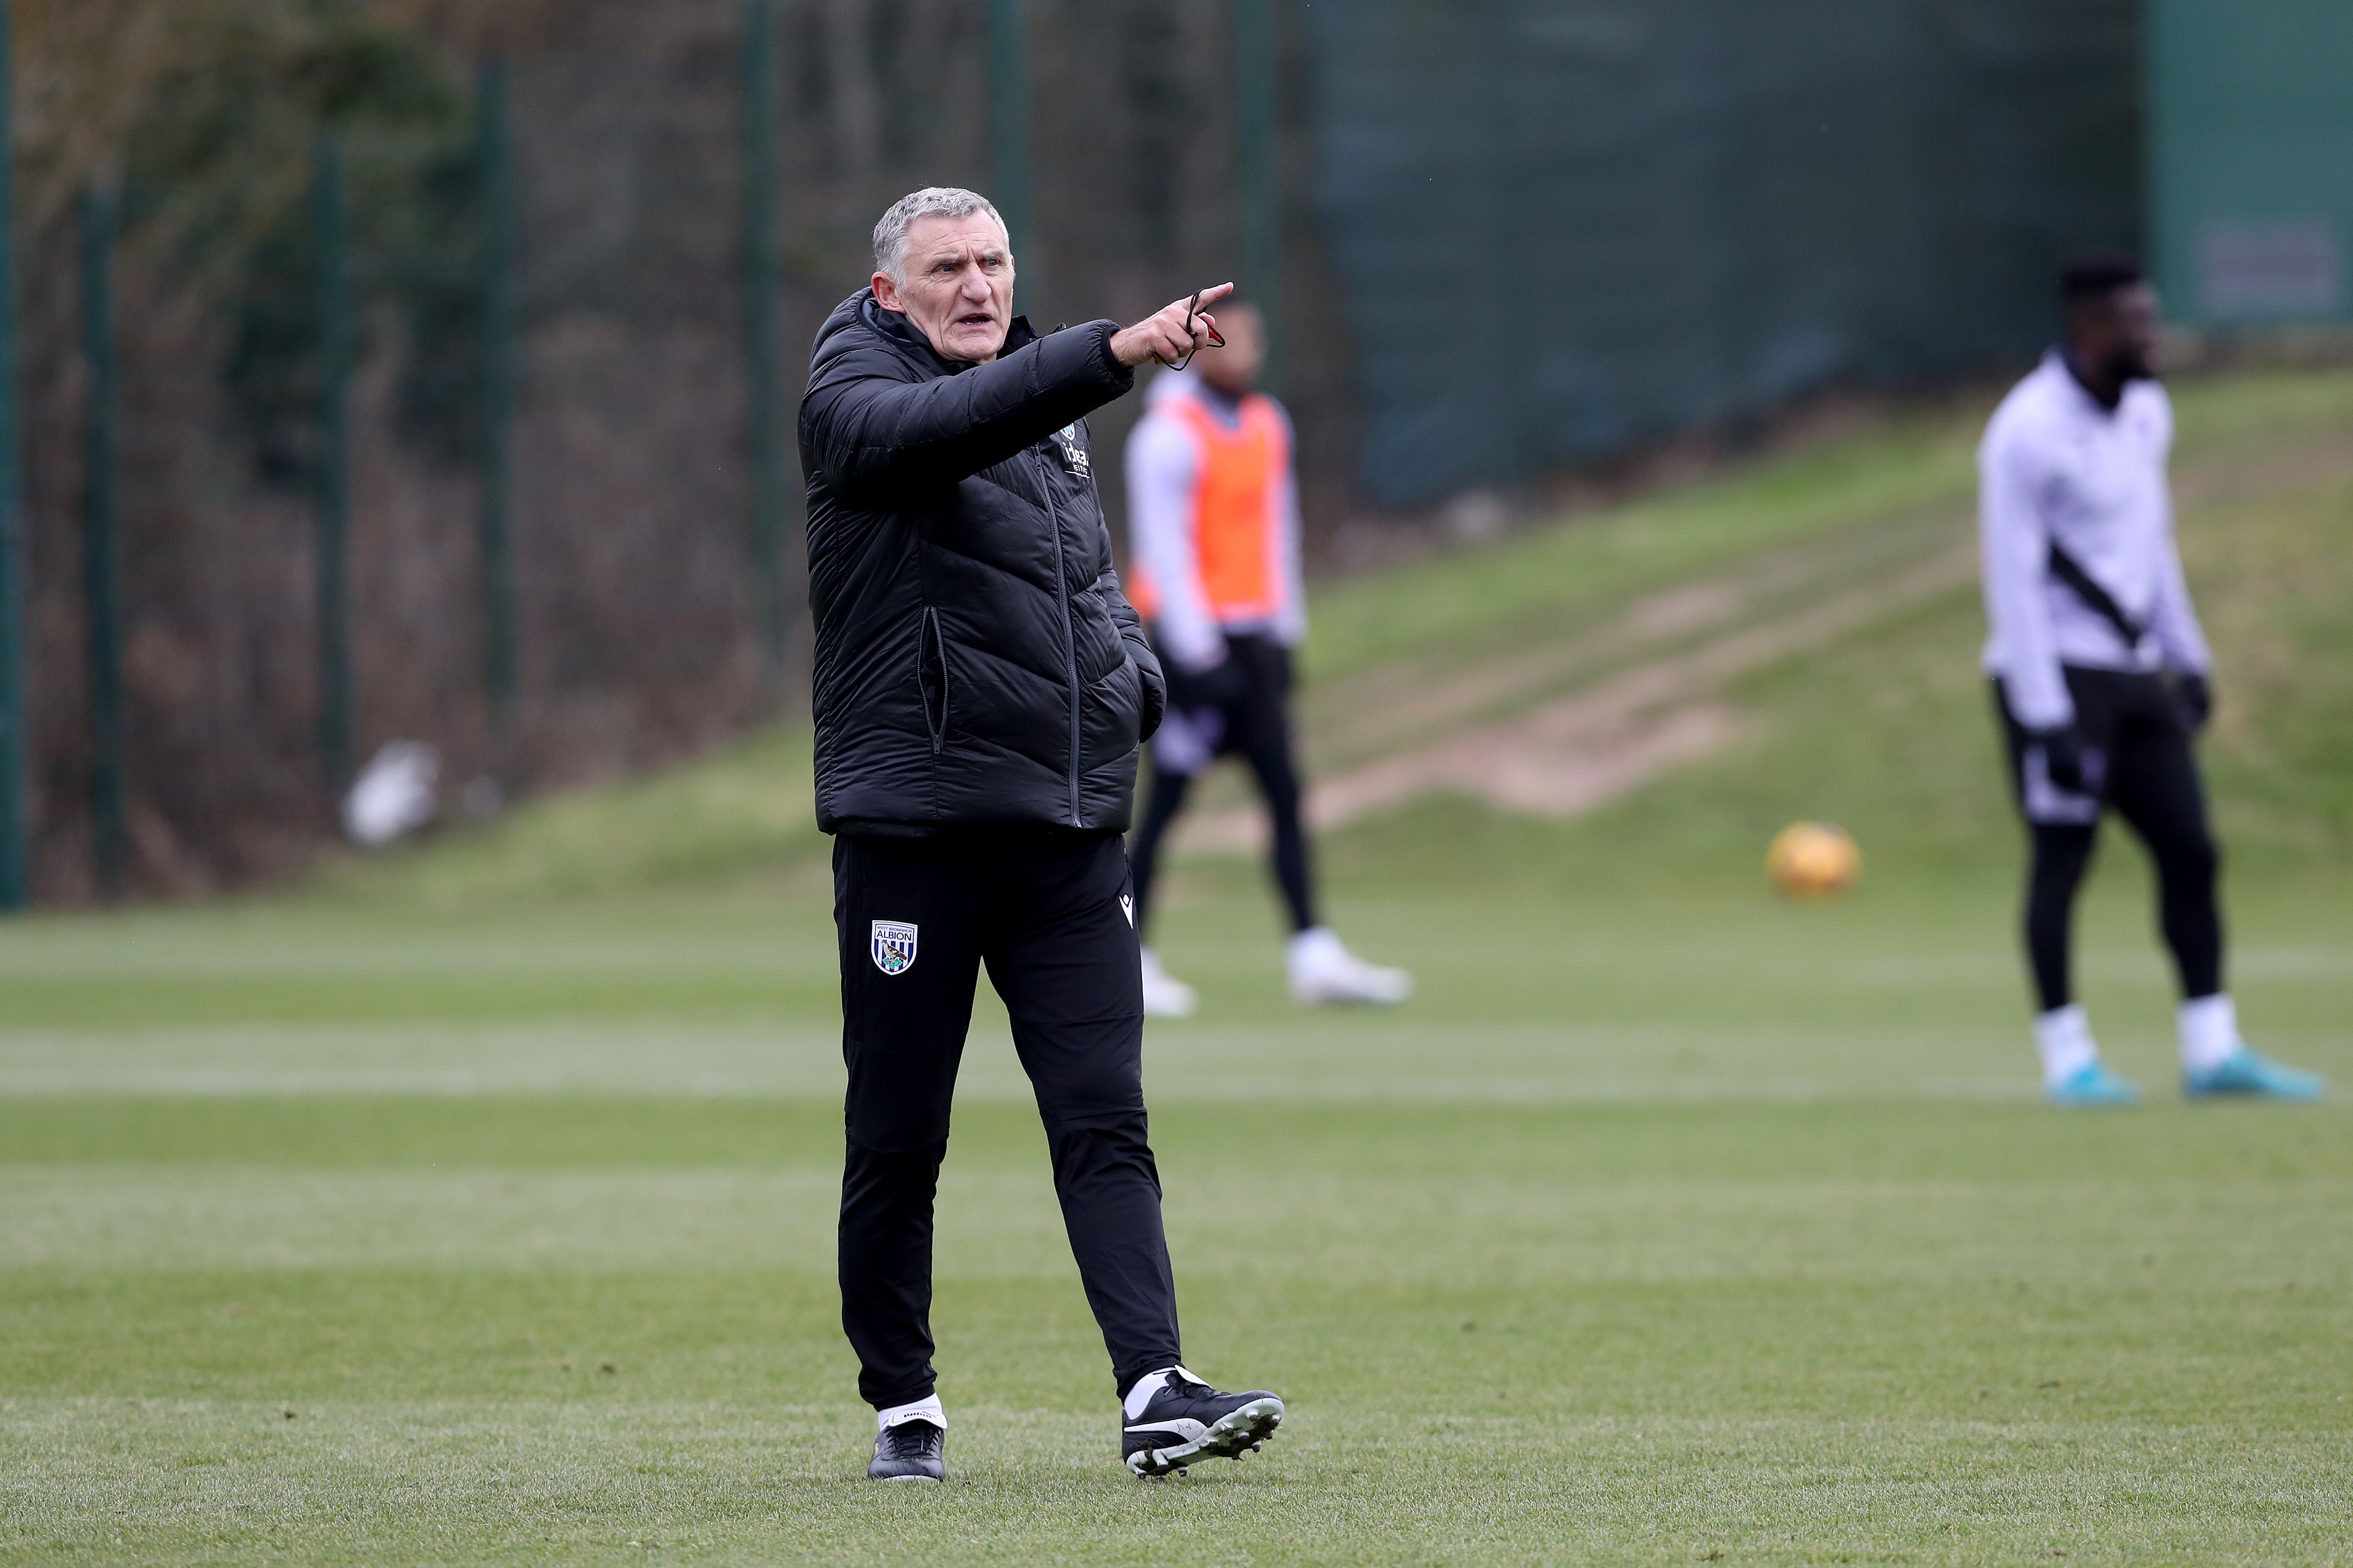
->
[917,607,949,754]
[1086,653,1148,764]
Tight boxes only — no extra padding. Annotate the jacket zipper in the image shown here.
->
[1035,449,1084,824]
[920,606,947,755]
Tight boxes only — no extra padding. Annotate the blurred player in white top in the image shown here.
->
[1124,302,1410,1015]
[1979,255,2320,1105]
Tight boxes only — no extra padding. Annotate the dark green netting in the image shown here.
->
[1303,0,2141,506]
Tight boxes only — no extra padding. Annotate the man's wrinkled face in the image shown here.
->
[873,214,1014,363]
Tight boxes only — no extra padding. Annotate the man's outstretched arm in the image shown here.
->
[803,324,1132,500]
[805,287,1235,503]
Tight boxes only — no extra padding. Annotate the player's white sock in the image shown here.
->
[2178,993,2241,1073]
[2032,1003,2098,1086]
[876,1393,946,1432]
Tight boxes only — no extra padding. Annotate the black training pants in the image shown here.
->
[833,828,1180,1409]
[1994,666,2223,1013]
[1130,631,1317,938]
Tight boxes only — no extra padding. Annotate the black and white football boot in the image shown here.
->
[1121,1366,1284,1478]
[867,1417,946,1482]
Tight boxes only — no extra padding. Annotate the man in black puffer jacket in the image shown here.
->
[803,187,1286,1483]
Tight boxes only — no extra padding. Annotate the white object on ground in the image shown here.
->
[2177,993,2241,1073]
[1140,948,1198,1019]
[2033,1002,2099,1087]
[342,742,440,847]
[1286,926,1412,1007]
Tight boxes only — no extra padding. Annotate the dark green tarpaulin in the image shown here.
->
[1303,0,2141,506]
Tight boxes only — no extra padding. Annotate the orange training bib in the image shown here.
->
[1133,392,1287,623]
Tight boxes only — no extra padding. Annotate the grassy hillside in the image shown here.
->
[324,362,2353,909]
[1304,365,2353,895]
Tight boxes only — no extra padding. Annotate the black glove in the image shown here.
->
[2037,726,2087,794]
[2175,672,2212,734]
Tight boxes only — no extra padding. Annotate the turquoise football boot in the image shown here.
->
[2182,1048,2324,1102]
[2047,1059,2140,1107]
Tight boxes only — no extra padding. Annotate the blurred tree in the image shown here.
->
[117,4,470,481]
[0,0,1328,899]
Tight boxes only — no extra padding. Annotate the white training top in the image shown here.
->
[1977,351,2211,731]
[1123,367,1308,673]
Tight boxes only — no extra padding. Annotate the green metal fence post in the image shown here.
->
[78,188,126,896]
[1236,0,1283,393]
[740,0,791,696]
[477,59,520,773]
[988,0,1033,304]
[313,135,355,799]
[0,0,29,909]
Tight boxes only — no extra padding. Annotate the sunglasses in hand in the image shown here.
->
[1166,290,1227,371]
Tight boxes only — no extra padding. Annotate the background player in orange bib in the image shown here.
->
[1124,302,1411,1015]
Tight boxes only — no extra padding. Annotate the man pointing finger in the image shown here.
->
[800,186,1285,1483]
[1113,280,1234,369]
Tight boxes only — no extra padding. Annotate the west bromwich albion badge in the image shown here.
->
[871,920,918,976]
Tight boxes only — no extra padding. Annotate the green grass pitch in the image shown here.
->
[4,366,2351,1565]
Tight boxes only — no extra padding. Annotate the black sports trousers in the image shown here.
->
[1993,665,2222,1014]
[833,827,1181,1409]
[1129,631,1316,939]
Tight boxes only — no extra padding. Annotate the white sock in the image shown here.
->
[1122,1365,1201,1420]
[877,1393,945,1432]
[2178,993,2241,1073]
[2033,1004,2099,1086]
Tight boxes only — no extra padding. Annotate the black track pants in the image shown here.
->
[1130,631,1316,939]
[1995,667,2223,1013]
[833,828,1181,1409]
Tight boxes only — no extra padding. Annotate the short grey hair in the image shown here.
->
[872,187,1006,282]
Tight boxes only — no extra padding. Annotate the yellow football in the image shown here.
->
[1767,821,1862,900]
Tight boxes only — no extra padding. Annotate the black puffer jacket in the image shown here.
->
[800,291,1165,836]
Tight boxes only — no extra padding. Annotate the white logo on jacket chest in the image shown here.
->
[1053,424,1091,478]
